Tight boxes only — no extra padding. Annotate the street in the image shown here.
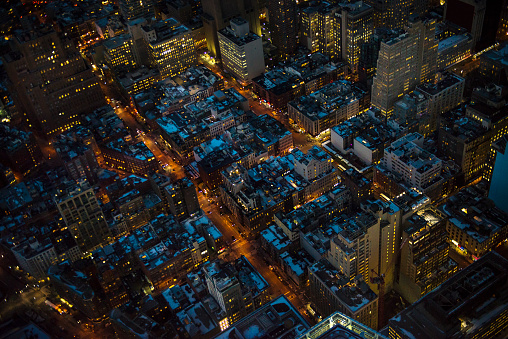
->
[100,59,325,326]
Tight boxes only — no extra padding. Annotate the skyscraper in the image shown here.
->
[339,1,374,71]
[119,0,156,21]
[371,31,418,116]
[201,0,261,58]
[142,18,196,79]
[164,177,200,220]
[56,180,112,253]
[300,4,341,59]
[218,17,264,84]
[444,0,486,48]
[299,1,373,68]
[407,15,437,84]
[3,26,105,137]
[364,0,419,30]
[268,0,298,59]
[371,16,438,116]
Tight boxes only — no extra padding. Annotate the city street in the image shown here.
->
[197,191,313,324]
[101,61,322,325]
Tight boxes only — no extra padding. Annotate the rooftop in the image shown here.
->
[385,251,508,339]
[309,260,377,314]
[289,81,366,121]
[213,295,309,339]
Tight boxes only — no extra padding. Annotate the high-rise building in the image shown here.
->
[496,1,508,42]
[416,72,465,132]
[339,1,374,71]
[299,311,387,339]
[309,259,379,330]
[371,31,418,116]
[444,0,486,49]
[56,180,112,253]
[268,0,298,59]
[300,4,341,59]
[3,26,105,137]
[381,133,442,192]
[163,177,199,220]
[328,198,403,294]
[364,0,419,30]
[119,0,156,21]
[201,0,261,58]
[203,256,269,324]
[385,251,508,339]
[218,17,264,84]
[103,34,137,74]
[142,18,196,79]
[359,27,403,80]
[396,207,458,303]
[406,16,438,84]
[0,123,42,175]
[371,17,438,116]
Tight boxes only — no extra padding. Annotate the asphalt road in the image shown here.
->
[101,61,321,325]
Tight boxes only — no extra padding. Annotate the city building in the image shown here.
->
[444,0,486,48]
[437,33,473,70]
[48,260,108,321]
[416,72,465,132]
[479,42,508,84]
[103,34,137,74]
[218,17,264,85]
[364,0,418,30]
[385,251,508,339]
[156,88,248,163]
[137,217,210,290]
[439,183,508,259]
[203,256,269,324]
[117,67,160,97]
[328,198,409,294]
[309,259,378,330]
[214,295,310,338]
[371,16,438,116]
[100,138,158,176]
[0,123,42,175]
[134,65,223,115]
[371,31,417,117]
[330,109,403,166]
[3,26,105,136]
[298,311,387,339]
[119,0,156,21]
[300,4,341,59]
[288,80,369,136]
[201,0,261,58]
[56,180,112,252]
[164,177,199,220]
[12,238,57,278]
[359,27,403,80]
[220,147,338,235]
[196,113,292,190]
[142,18,196,79]
[260,224,293,259]
[381,133,442,193]
[438,109,495,183]
[407,16,438,85]
[392,91,431,136]
[340,168,373,204]
[268,0,298,59]
[53,132,98,183]
[252,53,346,112]
[396,207,459,303]
[338,1,374,71]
